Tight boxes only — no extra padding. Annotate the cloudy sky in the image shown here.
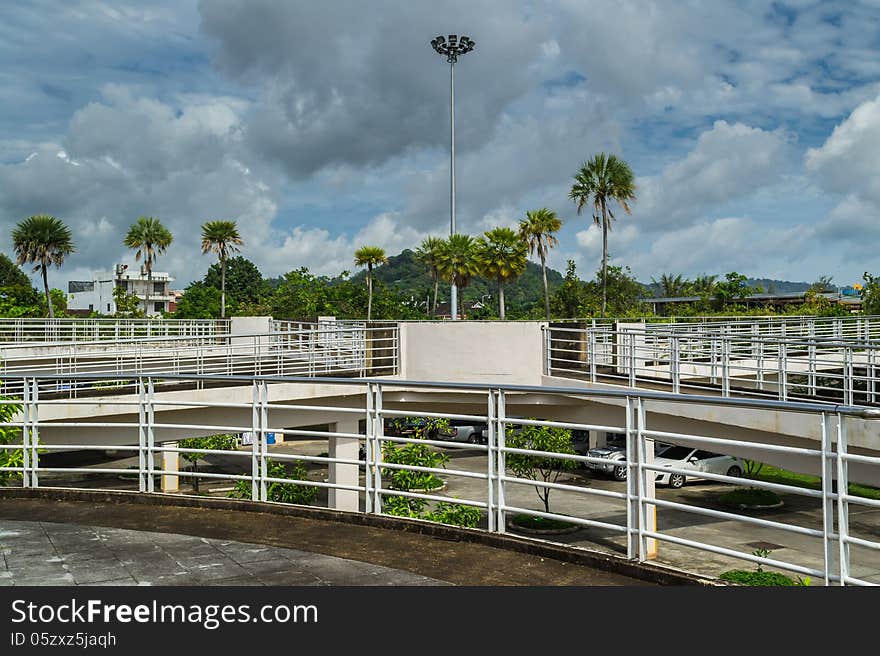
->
[2,1,880,290]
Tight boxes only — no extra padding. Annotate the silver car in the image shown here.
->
[653,445,745,489]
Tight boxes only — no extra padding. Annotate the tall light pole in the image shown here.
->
[431,34,475,320]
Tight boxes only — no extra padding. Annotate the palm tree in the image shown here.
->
[690,274,718,296]
[569,153,637,317]
[123,216,174,316]
[435,233,479,319]
[354,246,387,320]
[518,208,563,320]
[652,273,687,298]
[201,220,243,319]
[415,236,444,317]
[11,214,75,318]
[477,228,528,320]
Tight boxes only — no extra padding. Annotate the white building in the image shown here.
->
[67,264,175,317]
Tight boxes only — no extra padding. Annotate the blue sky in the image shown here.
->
[2,0,880,290]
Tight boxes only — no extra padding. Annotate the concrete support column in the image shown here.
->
[592,430,607,448]
[161,442,179,493]
[328,419,360,512]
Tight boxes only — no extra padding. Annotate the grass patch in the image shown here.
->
[719,487,781,508]
[750,465,880,501]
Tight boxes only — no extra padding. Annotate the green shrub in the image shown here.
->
[0,394,23,486]
[178,434,238,492]
[719,487,781,508]
[382,495,428,518]
[382,442,448,491]
[506,422,577,514]
[228,459,319,505]
[425,501,481,528]
[718,570,796,586]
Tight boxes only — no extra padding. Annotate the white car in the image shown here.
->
[653,444,744,489]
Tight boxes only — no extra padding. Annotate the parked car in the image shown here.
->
[653,445,744,489]
[443,419,488,444]
[585,433,628,481]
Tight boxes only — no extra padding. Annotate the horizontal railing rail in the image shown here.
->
[0,372,876,585]
[0,318,230,345]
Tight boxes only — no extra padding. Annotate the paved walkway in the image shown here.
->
[0,520,445,586]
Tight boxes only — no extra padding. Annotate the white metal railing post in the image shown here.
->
[364,383,375,513]
[721,336,730,397]
[542,326,550,375]
[250,381,260,502]
[836,413,850,586]
[820,412,835,586]
[259,379,269,502]
[28,379,39,488]
[138,378,147,493]
[671,335,680,394]
[628,332,636,388]
[844,346,854,406]
[588,329,597,382]
[635,397,650,560]
[372,384,384,514]
[496,389,507,534]
[146,377,155,493]
[20,378,31,488]
[486,390,496,532]
[625,396,635,559]
[757,337,765,391]
[778,341,788,401]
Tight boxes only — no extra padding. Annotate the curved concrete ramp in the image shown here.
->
[0,491,713,586]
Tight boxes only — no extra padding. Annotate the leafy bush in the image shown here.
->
[0,395,23,486]
[719,570,796,586]
[382,442,448,491]
[178,434,239,492]
[228,459,319,505]
[382,495,428,518]
[425,501,481,528]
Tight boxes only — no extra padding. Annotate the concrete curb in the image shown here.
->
[0,487,727,586]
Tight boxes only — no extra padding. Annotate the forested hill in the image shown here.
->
[348,249,565,313]
[747,278,814,293]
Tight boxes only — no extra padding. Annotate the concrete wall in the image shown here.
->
[399,321,547,385]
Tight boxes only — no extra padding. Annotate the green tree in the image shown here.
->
[0,253,31,288]
[476,227,528,320]
[0,395,23,485]
[204,256,268,310]
[173,281,222,319]
[861,272,880,315]
[201,220,243,319]
[569,153,637,318]
[11,215,75,318]
[123,217,173,316]
[506,422,577,514]
[354,246,388,321]
[435,233,479,318]
[714,272,759,309]
[518,208,563,320]
[652,273,688,298]
[178,434,238,493]
[111,286,144,318]
[550,260,585,318]
[415,236,444,317]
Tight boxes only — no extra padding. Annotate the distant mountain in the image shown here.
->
[349,249,565,314]
[747,278,814,294]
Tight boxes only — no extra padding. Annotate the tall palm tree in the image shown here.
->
[201,220,243,319]
[11,214,75,318]
[569,153,637,317]
[690,274,717,296]
[415,236,444,317]
[477,228,528,320]
[518,208,563,320]
[354,246,387,320]
[435,233,479,319]
[123,216,173,316]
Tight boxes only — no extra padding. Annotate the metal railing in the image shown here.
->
[0,322,399,396]
[545,324,880,407]
[0,318,230,345]
[0,372,877,585]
